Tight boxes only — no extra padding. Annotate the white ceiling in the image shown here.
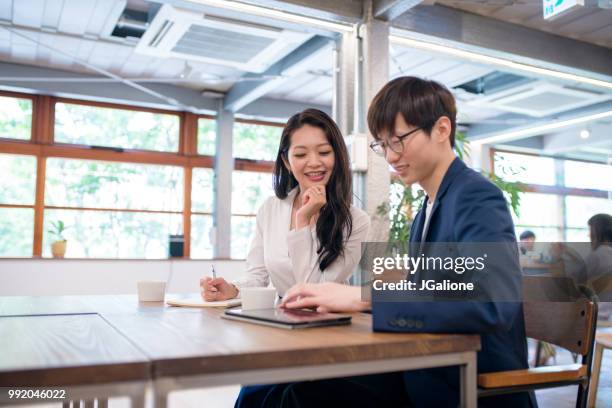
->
[0,0,610,160]
[0,0,276,92]
[436,0,612,49]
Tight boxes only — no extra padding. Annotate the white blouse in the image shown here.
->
[233,188,370,296]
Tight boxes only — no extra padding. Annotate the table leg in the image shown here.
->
[460,352,477,408]
[130,392,146,408]
[153,389,168,408]
[588,342,604,408]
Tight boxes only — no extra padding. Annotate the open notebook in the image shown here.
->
[167,297,242,308]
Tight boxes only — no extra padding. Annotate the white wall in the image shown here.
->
[0,259,247,296]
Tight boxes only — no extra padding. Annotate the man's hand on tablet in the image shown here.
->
[280,282,370,313]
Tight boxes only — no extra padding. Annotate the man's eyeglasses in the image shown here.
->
[369,127,422,156]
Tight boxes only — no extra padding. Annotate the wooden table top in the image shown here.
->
[0,313,150,386]
[0,295,481,381]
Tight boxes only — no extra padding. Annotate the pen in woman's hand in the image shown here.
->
[211,265,217,279]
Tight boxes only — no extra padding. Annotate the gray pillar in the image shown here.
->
[333,31,357,138]
[360,1,391,241]
[214,101,234,258]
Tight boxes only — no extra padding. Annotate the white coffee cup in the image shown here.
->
[240,287,277,310]
[137,281,166,302]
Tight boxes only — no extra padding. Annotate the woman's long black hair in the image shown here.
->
[273,109,353,272]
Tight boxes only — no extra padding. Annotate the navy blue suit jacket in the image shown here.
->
[372,158,536,407]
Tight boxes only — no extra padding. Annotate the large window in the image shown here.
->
[55,102,180,152]
[0,92,219,259]
[0,154,36,256]
[494,150,611,242]
[43,158,183,258]
[0,96,32,140]
[0,92,288,259]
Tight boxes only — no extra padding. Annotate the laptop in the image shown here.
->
[223,307,352,329]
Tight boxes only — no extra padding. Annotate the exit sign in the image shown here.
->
[543,0,584,19]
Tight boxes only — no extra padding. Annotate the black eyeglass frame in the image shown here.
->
[369,127,422,156]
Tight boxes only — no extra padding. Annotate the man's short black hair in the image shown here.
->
[367,76,457,148]
[519,230,536,240]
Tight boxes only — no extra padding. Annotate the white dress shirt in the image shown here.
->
[233,188,370,296]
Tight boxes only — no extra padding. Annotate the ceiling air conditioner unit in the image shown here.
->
[135,4,312,73]
[466,82,610,118]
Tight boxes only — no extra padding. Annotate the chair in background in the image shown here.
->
[478,276,598,408]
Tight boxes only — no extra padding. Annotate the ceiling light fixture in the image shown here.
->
[186,0,355,32]
[389,35,612,90]
[471,110,612,145]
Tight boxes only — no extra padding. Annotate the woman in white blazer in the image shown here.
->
[200,108,370,300]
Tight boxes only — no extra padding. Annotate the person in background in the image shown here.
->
[519,230,536,256]
[199,108,369,300]
[585,213,612,292]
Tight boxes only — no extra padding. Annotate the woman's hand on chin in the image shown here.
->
[279,282,369,313]
[295,185,327,228]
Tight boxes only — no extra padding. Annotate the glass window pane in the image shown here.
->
[43,209,182,258]
[513,192,562,230]
[0,96,32,140]
[45,158,183,211]
[513,193,564,241]
[0,154,36,205]
[494,152,556,186]
[0,208,34,256]
[564,160,612,191]
[565,196,612,229]
[233,122,282,161]
[231,215,256,259]
[192,168,214,213]
[54,103,179,152]
[197,118,216,156]
[565,228,590,242]
[191,215,213,259]
[232,171,274,215]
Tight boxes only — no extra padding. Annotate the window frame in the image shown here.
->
[0,94,288,259]
[0,91,216,259]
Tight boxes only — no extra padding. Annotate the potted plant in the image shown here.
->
[49,220,68,258]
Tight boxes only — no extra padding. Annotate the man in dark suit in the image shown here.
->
[237,76,535,407]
